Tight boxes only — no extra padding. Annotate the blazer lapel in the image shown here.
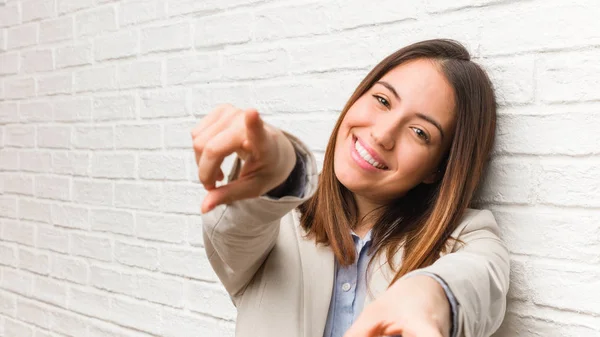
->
[292,210,335,337]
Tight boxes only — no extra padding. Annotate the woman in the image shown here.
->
[193,39,510,337]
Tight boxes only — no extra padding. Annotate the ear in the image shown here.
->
[422,168,442,184]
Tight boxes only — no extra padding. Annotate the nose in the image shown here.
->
[370,124,395,151]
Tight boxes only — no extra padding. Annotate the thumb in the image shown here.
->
[201,177,260,213]
[242,109,268,155]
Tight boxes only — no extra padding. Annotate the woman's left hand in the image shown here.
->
[343,275,452,337]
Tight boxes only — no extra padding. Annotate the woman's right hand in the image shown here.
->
[191,104,297,214]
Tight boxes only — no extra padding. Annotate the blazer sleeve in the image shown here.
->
[402,209,510,337]
[201,131,319,298]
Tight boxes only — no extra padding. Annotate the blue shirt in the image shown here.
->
[322,230,459,337]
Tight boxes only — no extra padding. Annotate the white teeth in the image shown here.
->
[354,140,386,169]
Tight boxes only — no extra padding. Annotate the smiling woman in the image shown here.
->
[193,39,509,337]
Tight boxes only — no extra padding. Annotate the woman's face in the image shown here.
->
[333,58,457,204]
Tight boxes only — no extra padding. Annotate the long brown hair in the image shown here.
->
[298,39,497,282]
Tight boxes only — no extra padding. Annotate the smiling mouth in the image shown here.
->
[353,137,388,170]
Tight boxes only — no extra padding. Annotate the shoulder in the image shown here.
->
[452,208,501,240]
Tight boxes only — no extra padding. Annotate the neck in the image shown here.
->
[353,194,385,237]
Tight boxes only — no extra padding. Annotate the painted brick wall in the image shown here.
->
[0,0,599,336]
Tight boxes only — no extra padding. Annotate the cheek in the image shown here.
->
[394,145,437,179]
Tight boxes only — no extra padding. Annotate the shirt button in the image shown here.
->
[342,282,352,292]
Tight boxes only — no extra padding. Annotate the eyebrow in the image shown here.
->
[375,80,445,140]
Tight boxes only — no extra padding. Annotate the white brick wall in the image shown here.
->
[0,0,599,336]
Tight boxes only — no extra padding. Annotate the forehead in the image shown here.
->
[377,58,456,128]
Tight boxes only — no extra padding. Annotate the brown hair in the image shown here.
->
[298,39,497,282]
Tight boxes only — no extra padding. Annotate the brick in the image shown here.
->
[15,300,50,329]
[195,12,251,47]
[4,318,34,337]
[58,0,95,14]
[166,54,220,85]
[94,30,138,61]
[115,241,158,271]
[114,181,161,211]
[0,243,18,267]
[186,281,235,320]
[115,124,161,149]
[3,173,34,195]
[191,84,253,115]
[72,179,113,207]
[93,94,136,121]
[269,116,335,152]
[20,150,52,173]
[73,126,114,149]
[19,199,52,223]
[51,204,89,229]
[90,265,137,295]
[537,158,600,208]
[425,0,505,13]
[37,226,69,253]
[0,4,19,28]
[138,153,187,180]
[528,261,600,315]
[56,43,93,68]
[89,321,154,337]
[38,73,72,96]
[51,255,88,284]
[35,175,71,201]
[538,50,600,103]
[19,101,53,122]
[5,77,35,99]
[0,52,18,75]
[167,0,261,16]
[5,125,35,148]
[0,28,5,51]
[141,22,190,53]
[74,65,118,92]
[187,215,203,246]
[110,297,161,335]
[76,6,117,37]
[221,48,288,80]
[1,268,33,296]
[135,212,186,243]
[2,218,34,245]
[496,312,600,337]
[71,233,112,261]
[54,98,92,122]
[40,16,73,43]
[69,287,111,319]
[162,183,205,214]
[91,208,134,235]
[480,1,600,55]
[37,126,71,149]
[19,248,50,275]
[48,309,87,336]
[137,273,184,307]
[7,24,37,49]
[286,36,373,74]
[159,247,217,281]
[0,102,19,124]
[496,111,600,156]
[91,152,136,179]
[120,0,164,26]
[52,151,89,176]
[118,60,162,89]
[0,149,19,171]
[249,73,359,114]
[140,88,188,119]
[0,290,16,315]
[476,157,537,205]
[164,120,195,149]
[22,0,56,22]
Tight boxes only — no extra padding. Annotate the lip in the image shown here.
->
[350,135,389,171]
[353,135,389,168]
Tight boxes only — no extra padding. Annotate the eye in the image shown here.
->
[372,95,390,109]
[410,127,430,143]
